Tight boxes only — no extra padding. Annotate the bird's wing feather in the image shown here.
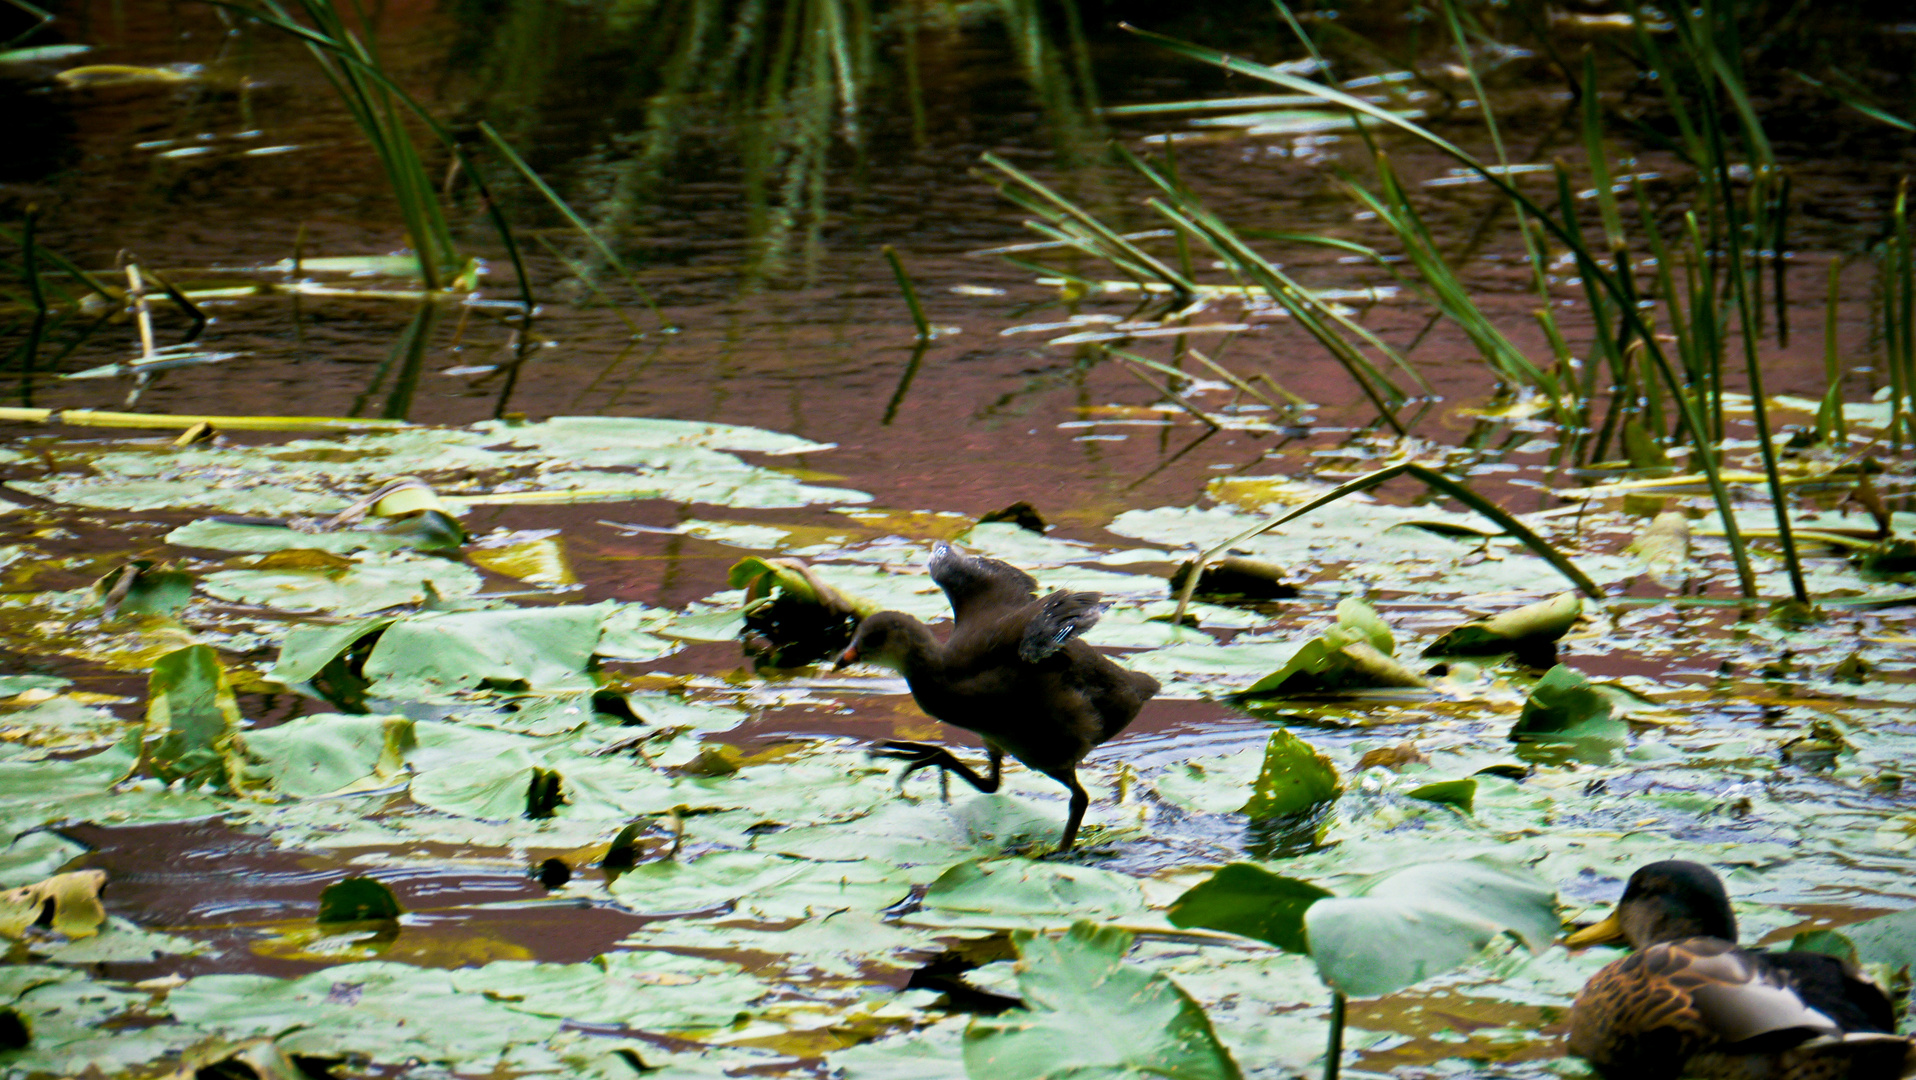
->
[1676,946,1841,1044]
[1018,590,1108,662]
[929,541,1038,625]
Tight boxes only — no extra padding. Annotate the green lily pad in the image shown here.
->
[1509,665,1628,755]
[963,921,1243,1080]
[1302,860,1560,997]
[1241,730,1342,818]
[139,645,242,788]
[200,554,483,615]
[1165,862,1331,952]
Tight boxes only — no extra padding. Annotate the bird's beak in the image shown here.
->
[833,645,858,671]
[1563,911,1625,949]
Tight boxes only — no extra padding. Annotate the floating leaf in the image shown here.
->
[1302,861,1559,997]
[231,714,416,798]
[963,920,1244,1080]
[922,860,1142,922]
[1509,665,1628,755]
[361,606,609,696]
[0,870,108,939]
[1165,862,1329,952]
[1831,908,1916,973]
[91,560,193,619]
[1404,778,1476,813]
[1240,730,1342,819]
[1422,593,1581,658]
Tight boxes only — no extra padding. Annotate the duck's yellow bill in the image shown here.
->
[1563,912,1626,948]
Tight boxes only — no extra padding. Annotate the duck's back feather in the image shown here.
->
[1570,938,1911,1080]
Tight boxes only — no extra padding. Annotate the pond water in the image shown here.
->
[4,2,1916,1078]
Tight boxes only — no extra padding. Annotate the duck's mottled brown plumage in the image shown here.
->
[1567,861,1911,1080]
[834,541,1158,852]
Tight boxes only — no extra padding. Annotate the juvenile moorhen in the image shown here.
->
[1566,860,1910,1080]
[834,541,1159,853]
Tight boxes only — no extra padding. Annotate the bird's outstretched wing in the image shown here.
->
[929,541,1039,626]
[1018,590,1108,663]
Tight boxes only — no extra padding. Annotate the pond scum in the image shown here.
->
[5,1,1916,1079]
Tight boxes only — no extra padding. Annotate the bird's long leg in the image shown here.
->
[1047,768,1091,854]
[873,741,1002,793]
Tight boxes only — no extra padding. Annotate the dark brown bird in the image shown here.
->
[1566,860,1911,1080]
[834,541,1158,853]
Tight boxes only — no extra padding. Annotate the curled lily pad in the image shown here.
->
[1165,863,1330,952]
[1509,665,1627,758]
[1167,556,1298,600]
[1240,599,1426,696]
[139,644,243,788]
[1241,731,1342,819]
[0,870,108,939]
[1422,592,1581,658]
[731,556,881,668]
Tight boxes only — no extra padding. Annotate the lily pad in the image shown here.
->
[1241,731,1342,818]
[1509,665,1628,755]
[963,921,1243,1080]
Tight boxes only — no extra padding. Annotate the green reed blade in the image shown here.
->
[1170,460,1602,623]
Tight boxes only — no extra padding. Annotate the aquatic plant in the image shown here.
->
[984,0,1916,607]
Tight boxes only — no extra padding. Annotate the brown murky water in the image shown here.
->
[6,1,1916,1074]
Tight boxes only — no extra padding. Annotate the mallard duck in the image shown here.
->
[1566,860,1910,1080]
[834,541,1158,853]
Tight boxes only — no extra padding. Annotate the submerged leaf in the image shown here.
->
[1240,730,1342,818]
[963,920,1243,1080]
[317,877,402,923]
[92,560,193,619]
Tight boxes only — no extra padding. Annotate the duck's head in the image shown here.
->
[1565,860,1737,950]
[834,611,925,672]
